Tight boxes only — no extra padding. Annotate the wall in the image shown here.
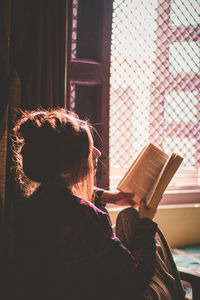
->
[108,204,200,249]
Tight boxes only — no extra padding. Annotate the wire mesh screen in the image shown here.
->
[109,0,200,187]
[71,0,78,59]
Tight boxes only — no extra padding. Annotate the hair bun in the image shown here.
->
[20,119,41,144]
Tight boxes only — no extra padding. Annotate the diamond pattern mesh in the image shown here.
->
[109,0,200,185]
[71,0,78,59]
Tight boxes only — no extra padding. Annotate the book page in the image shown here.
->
[117,143,168,200]
[146,153,183,209]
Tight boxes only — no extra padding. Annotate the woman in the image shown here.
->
[8,108,183,300]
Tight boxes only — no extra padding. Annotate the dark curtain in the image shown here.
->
[0,0,67,280]
[0,0,11,274]
[2,0,67,218]
[0,0,10,120]
[10,0,67,109]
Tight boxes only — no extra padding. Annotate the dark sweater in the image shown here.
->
[8,184,157,300]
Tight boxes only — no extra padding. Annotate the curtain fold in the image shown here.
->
[0,0,67,224]
[0,105,9,225]
[0,0,68,275]
[10,0,67,110]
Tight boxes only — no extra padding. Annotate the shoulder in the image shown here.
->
[76,196,114,238]
[74,195,110,224]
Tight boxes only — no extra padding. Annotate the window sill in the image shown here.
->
[107,202,200,213]
[160,188,200,205]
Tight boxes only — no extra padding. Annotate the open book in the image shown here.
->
[117,143,183,209]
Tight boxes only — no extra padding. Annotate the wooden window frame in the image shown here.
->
[65,0,113,189]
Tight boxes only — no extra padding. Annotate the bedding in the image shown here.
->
[172,246,200,299]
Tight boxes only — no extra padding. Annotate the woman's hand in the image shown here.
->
[138,200,157,220]
[100,190,136,207]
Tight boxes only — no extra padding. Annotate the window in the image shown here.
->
[109,0,200,203]
[67,0,200,203]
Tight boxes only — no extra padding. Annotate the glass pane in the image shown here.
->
[71,0,101,60]
[70,83,99,126]
[75,0,101,60]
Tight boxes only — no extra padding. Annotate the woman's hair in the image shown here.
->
[11,108,94,201]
